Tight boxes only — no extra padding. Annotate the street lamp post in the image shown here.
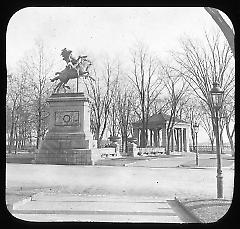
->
[193,122,199,166]
[210,82,224,199]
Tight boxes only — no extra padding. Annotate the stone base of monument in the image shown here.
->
[35,93,99,165]
[36,149,99,165]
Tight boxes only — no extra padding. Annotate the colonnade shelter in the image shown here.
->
[132,112,191,153]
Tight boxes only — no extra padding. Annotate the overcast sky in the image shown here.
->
[6,7,233,143]
[6,7,232,68]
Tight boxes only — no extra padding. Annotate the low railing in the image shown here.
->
[189,145,232,154]
[137,147,165,156]
[95,148,119,158]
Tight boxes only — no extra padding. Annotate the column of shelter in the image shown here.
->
[185,126,190,152]
[150,129,153,147]
[157,129,160,147]
[178,128,182,152]
[159,129,162,147]
[154,129,156,147]
[183,128,187,152]
[179,128,182,151]
[147,129,149,146]
[180,128,183,152]
[151,129,153,147]
[152,130,155,147]
[176,127,184,152]
[176,128,179,151]
[138,129,141,146]
[178,128,181,152]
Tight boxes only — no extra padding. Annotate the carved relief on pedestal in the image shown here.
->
[55,111,80,126]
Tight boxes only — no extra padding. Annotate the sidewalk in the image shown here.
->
[10,192,185,223]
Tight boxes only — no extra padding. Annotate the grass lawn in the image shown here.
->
[177,198,232,223]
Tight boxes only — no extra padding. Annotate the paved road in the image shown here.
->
[124,153,234,168]
[6,158,234,223]
[11,192,187,223]
[6,163,234,199]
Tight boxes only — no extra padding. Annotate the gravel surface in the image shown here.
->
[177,198,232,223]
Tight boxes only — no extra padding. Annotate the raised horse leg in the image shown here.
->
[62,83,71,93]
[54,82,63,93]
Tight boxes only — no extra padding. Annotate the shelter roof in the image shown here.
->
[132,112,189,126]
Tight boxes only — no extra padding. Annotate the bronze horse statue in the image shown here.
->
[51,48,95,93]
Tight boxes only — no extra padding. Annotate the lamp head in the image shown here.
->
[210,82,224,110]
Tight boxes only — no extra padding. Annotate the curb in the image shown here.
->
[124,161,137,166]
[174,197,203,223]
[124,157,158,167]
[178,165,233,169]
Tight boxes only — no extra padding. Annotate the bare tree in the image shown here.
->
[107,62,121,138]
[6,73,29,153]
[181,98,202,150]
[116,85,135,154]
[199,102,215,151]
[85,62,116,147]
[204,7,235,58]
[223,94,235,156]
[128,44,164,147]
[173,32,234,151]
[162,66,189,155]
[20,40,55,149]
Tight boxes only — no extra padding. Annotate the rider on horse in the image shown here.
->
[50,48,94,93]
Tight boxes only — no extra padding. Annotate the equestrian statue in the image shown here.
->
[51,48,95,93]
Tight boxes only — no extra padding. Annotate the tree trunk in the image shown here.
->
[210,139,214,153]
[14,125,18,154]
[140,124,147,148]
[36,111,41,149]
[121,135,125,155]
[8,110,15,154]
[226,123,235,157]
[166,132,171,155]
[8,122,14,154]
[191,127,195,152]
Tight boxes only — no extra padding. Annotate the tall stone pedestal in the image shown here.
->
[36,93,98,165]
